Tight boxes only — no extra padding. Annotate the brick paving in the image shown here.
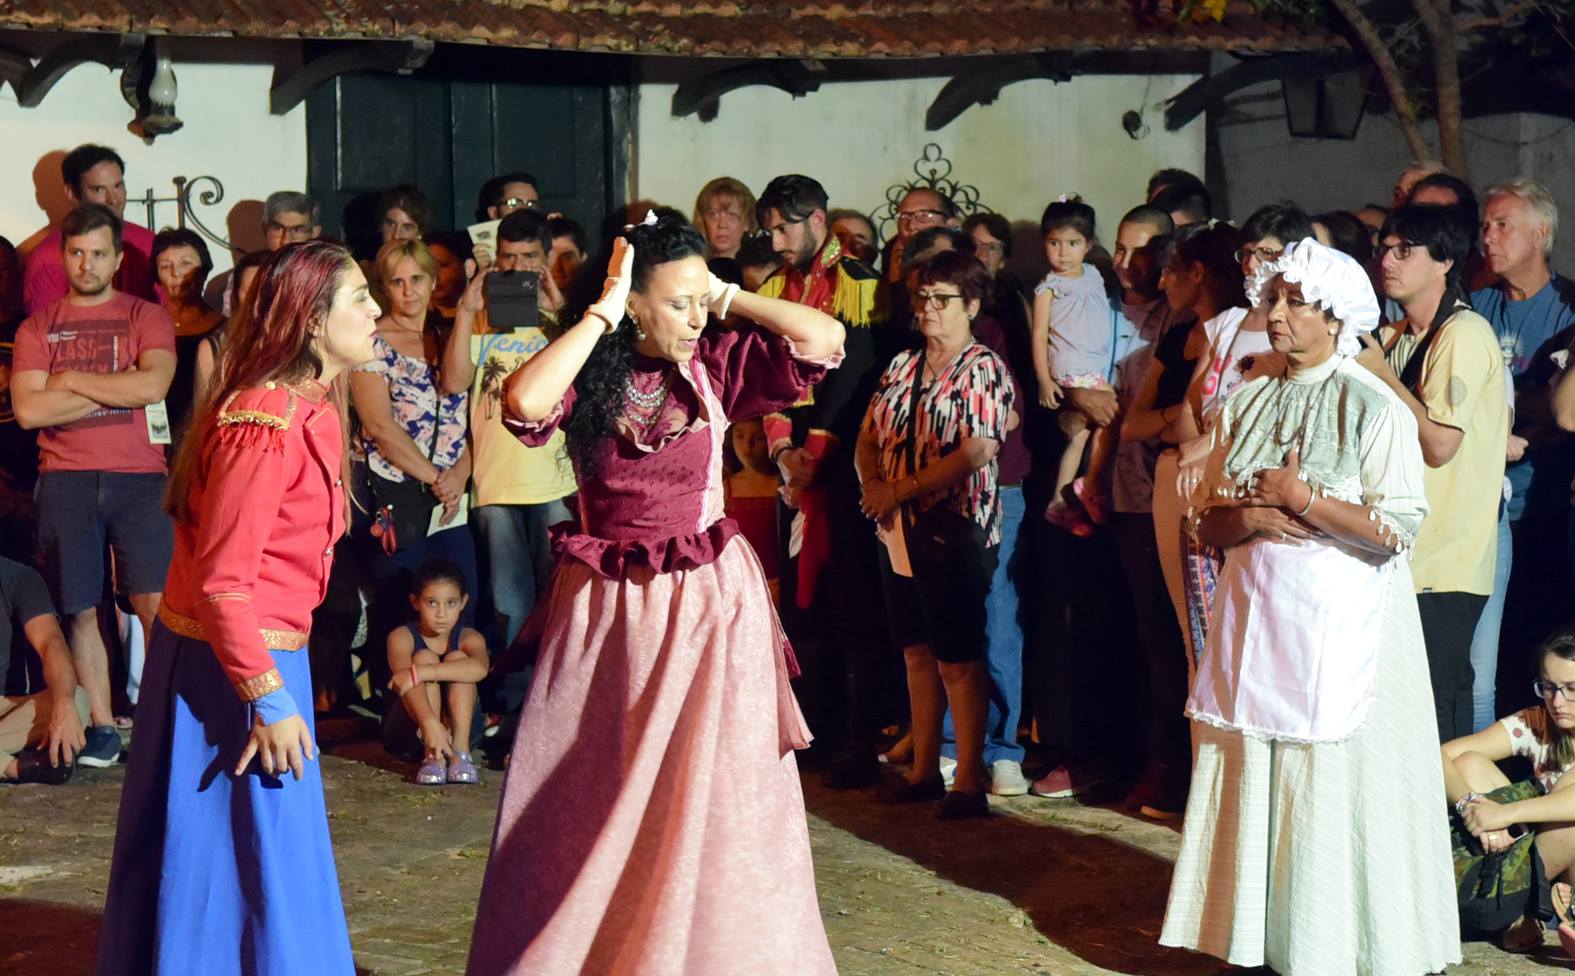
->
[0,734,1567,975]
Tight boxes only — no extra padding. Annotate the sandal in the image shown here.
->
[447,753,480,785]
[1073,476,1110,525]
[1044,497,1094,538]
[415,756,447,785]
[1554,882,1574,926]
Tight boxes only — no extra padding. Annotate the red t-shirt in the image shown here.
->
[23,222,157,315]
[12,291,177,474]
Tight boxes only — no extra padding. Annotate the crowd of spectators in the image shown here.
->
[1,143,1572,879]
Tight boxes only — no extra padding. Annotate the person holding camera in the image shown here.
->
[350,239,475,697]
[441,209,577,651]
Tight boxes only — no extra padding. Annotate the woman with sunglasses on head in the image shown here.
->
[1444,627,1575,956]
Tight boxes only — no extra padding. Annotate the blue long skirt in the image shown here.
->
[94,621,355,976]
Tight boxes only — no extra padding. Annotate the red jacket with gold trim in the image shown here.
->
[160,381,345,718]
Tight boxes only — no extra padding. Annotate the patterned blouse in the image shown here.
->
[864,343,1015,546]
[353,334,468,483]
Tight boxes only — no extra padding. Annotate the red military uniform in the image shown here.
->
[157,379,345,713]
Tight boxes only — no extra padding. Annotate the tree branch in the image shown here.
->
[1409,0,1467,175]
[1328,0,1433,161]
[1456,0,1538,31]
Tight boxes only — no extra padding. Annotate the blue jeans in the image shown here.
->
[473,500,571,647]
[942,485,1026,764]
[1469,500,1512,732]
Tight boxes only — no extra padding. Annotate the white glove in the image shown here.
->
[706,270,741,320]
[587,237,634,333]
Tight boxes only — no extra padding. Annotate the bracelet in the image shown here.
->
[410,664,420,686]
[585,309,618,335]
[1295,482,1317,517]
[1454,791,1481,817]
[714,282,740,320]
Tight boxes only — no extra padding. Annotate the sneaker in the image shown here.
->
[938,756,957,787]
[447,753,480,785]
[989,759,1030,797]
[77,725,122,768]
[1029,764,1101,799]
[415,756,447,785]
[1124,762,1187,820]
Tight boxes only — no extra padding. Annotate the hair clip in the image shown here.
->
[622,209,662,232]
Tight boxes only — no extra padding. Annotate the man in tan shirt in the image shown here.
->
[1359,204,1508,743]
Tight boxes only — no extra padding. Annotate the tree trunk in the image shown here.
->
[1328,0,1434,163]
[1410,0,1469,176]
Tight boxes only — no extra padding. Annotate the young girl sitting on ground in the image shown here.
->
[1030,196,1116,536]
[387,559,490,785]
[1444,628,1575,956]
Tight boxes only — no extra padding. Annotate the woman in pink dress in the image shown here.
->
[466,214,845,976]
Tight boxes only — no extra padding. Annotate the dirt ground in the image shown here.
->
[1,726,1569,976]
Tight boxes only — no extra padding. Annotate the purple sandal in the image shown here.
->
[447,753,480,785]
[416,756,447,785]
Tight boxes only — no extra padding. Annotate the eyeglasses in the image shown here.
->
[1235,246,1282,264]
[1376,242,1419,262]
[915,292,964,310]
[898,209,948,226]
[975,241,1005,255]
[1533,679,1575,702]
[502,197,538,210]
[267,221,315,240]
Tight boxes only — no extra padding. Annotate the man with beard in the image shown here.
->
[24,145,157,314]
[10,203,176,768]
[754,174,891,786]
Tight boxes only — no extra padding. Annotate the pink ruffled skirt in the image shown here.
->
[466,537,836,976]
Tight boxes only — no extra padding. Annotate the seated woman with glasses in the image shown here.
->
[1444,627,1575,954]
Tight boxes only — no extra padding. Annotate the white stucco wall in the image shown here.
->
[1217,80,1575,272]
[0,59,308,274]
[633,72,1205,259]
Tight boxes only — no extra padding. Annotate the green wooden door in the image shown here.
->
[307,48,629,261]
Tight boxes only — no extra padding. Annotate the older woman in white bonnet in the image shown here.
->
[1160,238,1460,975]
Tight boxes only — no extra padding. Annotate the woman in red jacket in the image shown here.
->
[95,240,381,976]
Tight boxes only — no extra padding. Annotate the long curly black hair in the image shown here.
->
[560,213,708,478]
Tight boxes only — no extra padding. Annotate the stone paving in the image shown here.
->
[1,732,1570,976]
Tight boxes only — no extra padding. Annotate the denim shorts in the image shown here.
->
[36,471,174,615]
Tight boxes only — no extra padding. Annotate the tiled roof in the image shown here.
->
[0,0,1340,57]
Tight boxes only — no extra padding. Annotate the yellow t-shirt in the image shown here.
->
[1379,307,1507,595]
[469,323,577,507]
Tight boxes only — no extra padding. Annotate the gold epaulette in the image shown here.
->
[216,383,299,432]
[757,272,788,301]
[831,268,879,328]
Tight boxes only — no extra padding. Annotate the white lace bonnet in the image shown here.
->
[1247,237,1381,355]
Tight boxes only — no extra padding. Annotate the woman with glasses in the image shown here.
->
[1444,627,1575,955]
[1160,239,1459,975]
[856,250,1015,820]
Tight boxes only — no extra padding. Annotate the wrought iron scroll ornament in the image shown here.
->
[871,144,993,243]
[136,175,231,251]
